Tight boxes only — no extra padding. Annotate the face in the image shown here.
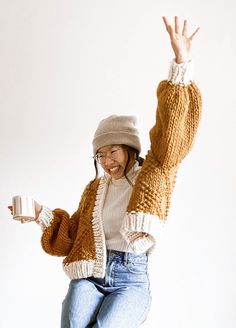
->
[96,145,135,180]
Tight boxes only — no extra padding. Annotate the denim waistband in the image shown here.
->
[106,249,147,264]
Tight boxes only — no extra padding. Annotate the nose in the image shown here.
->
[103,156,115,167]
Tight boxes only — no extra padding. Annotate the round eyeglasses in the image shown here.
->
[93,146,122,164]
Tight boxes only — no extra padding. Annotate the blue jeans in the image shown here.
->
[61,250,152,328]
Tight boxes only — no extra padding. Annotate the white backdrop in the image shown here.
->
[1,1,236,327]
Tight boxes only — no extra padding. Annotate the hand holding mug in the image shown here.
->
[8,195,42,224]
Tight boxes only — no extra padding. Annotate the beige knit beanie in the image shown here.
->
[92,115,141,155]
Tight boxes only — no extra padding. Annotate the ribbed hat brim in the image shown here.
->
[93,131,141,155]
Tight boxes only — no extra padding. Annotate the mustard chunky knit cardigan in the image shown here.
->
[39,80,202,279]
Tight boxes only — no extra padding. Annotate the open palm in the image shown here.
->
[163,16,200,63]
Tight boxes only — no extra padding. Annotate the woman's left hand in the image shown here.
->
[163,16,200,64]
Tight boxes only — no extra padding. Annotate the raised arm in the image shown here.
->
[150,16,202,169]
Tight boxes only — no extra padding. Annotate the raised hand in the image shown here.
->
[163,16,200,64]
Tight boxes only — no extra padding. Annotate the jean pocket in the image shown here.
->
[125,254,148,274]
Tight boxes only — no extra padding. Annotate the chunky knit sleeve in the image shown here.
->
[40,209,79,256]
[122,78,202,254]
[149,80,202,168]
[40,181,94,257]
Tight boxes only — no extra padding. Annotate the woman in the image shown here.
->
[9,16,202,328]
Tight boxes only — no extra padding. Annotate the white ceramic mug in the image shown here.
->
[12,195,36,223]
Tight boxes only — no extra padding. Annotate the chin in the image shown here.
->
[109,167,125,180]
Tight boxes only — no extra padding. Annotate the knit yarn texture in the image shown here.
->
[92,115,141,155]
[40,80,202,279]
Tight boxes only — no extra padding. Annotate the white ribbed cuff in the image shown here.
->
[125,232,155,254]
[36,206,53,230]
[120,211,165,254]
[168,59,194,85]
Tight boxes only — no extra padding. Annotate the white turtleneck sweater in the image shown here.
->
[102,161,141,252]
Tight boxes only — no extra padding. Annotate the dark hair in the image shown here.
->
[93,145,144,186]
[122,145,143,186]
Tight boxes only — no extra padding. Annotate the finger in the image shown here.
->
[182,19,188,36]
[162,16,171,33]
[8,206,13,214]
[162,16,174,37]
[175,16,180,34]
[168,25,174,39]
[189,27,200,40]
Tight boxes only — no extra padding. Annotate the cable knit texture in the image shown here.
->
[39,76,202,279]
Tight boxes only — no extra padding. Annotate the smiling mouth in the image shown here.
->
[109,167,119,173]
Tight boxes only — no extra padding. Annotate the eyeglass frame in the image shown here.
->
[93,145,123,164]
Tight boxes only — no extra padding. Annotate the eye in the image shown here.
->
[111,146,120,153]
[97,154,105,159]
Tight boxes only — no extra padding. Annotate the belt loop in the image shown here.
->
[107,249,110,260]
[124,251,128,265]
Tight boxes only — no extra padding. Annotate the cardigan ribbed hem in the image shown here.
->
[120,211,166,254]
[91,176,109,278]
[63,260,95,279]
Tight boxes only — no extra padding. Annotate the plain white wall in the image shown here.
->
[1,0,236,327]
